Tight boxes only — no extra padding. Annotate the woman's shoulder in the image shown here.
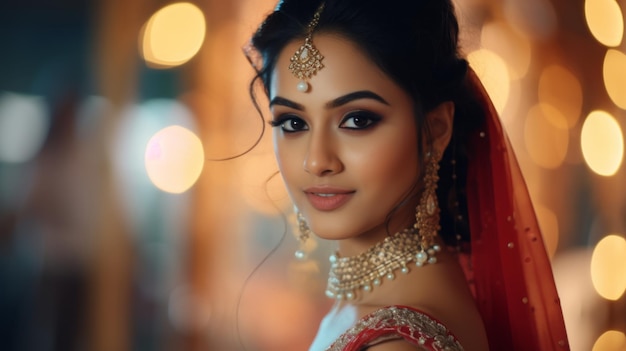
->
[326,305,464,351]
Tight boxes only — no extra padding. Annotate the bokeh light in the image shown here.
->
[584,0,624,47]
[468,49,510,114]
[593,330,626,351]
[534,204,559,259]
[590,234,626,300]
[524,103,569,169]
[538,65,583,128]
[480,20,532,80]
[503,0,557,40]
[0,92,49,163]
[141,2,206,68]
[145,125,204,194]
[581,110,624,176]
[238,153,290,215]
[603,49,626,109]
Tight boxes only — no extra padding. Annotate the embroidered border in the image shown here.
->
[326,306,464,351]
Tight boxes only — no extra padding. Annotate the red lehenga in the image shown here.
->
[324,70,570,351]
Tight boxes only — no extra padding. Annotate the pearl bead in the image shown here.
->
[401,267,409,274]
[416,251,428,264]
[373,278,381,286]
[363,285,371,292]
[294,250,306,260]
[346,292,355,300]
[387,272,395,280]
[297,80,308,92]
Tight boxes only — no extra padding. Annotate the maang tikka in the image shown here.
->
[289,3,325,92]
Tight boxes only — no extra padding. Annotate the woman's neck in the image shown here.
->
[336,213,416,257]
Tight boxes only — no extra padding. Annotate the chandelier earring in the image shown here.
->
[413,150,442,266]
[295,211,313,260]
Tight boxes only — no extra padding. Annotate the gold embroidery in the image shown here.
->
[326,306,464,351]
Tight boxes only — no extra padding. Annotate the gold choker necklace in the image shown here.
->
[325,228,441,300]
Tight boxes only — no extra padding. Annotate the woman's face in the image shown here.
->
[269,34,421,248]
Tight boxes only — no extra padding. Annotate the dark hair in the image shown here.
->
[247,0,485,250]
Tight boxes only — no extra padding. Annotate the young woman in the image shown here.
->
[246,0,570,350]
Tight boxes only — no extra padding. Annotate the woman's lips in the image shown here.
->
[303,187,355,211]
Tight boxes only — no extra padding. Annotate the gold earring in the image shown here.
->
[413,151,442,265]
[295,211,313,260]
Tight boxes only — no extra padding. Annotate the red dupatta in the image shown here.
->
[464,69,570,350]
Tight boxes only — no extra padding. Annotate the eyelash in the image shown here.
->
[339,110,381,130]
[270,110,382,133]
[269,114,309,133]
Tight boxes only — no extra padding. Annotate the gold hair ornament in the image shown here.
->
[289,3,325,92]
[325,152,442,300]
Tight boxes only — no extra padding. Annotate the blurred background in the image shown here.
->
[0,0,625,350]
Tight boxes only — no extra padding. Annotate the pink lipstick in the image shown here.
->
[303,186,355,211]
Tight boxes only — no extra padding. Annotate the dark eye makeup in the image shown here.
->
[270,110,382,133]
[269,114,309,133]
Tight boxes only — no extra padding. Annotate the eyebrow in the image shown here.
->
[269,90,390,111]
[326,90,390,108]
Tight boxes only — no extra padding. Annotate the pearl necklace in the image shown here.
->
[325,228,441,300]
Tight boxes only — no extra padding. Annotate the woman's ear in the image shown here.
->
[426,101,454,156]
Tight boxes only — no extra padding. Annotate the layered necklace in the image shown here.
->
[325,227,441,300]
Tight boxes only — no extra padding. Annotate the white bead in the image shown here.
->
[416,251,428,264]
[329,254,337,263]
[387,272,395,280]
[428,257,437,264]
[401,267,409,274]
[373,278,381,286]
[363,285,371,292]
[297,81,308,92]
[325,290,334,298]
[346,292,354,300]
[294,250,306,260]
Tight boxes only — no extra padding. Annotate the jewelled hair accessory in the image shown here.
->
[289,3,325,92]
[325,152,443,300]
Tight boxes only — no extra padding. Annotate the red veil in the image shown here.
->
[463,69,570,350]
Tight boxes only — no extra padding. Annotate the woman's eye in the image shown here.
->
[270,116,309,133]
[339,111,381,130]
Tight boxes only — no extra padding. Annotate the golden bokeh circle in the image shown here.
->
[581,110,624,176]
[590,234,626,300]
[145,125,205,194]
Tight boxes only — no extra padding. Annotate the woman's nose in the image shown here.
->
[303,133,343,176]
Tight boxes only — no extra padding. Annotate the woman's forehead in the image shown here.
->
[270,34,401,104]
